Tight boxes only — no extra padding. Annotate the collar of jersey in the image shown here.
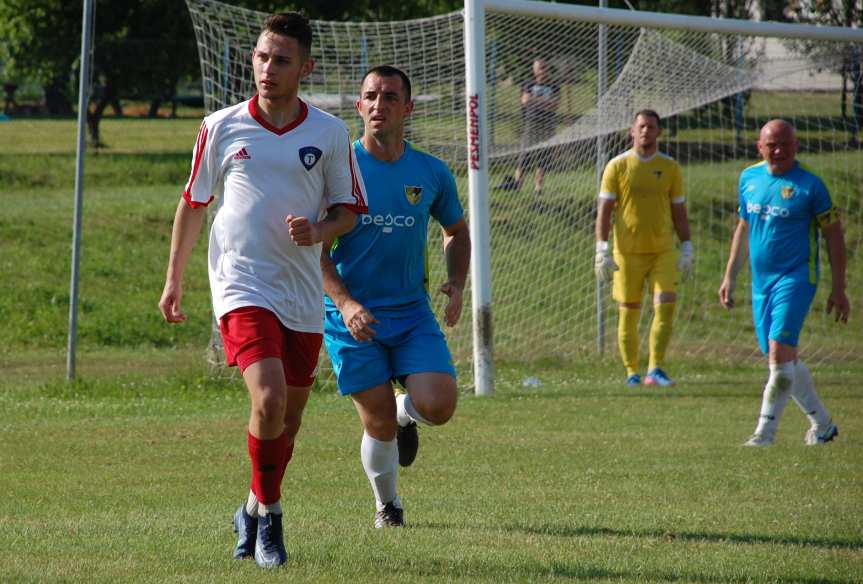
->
[631,149,658,163]
[249,94,309,135]
[766,160,799,177]
[354,138,412,164]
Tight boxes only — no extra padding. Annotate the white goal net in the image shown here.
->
[186,0,863,382]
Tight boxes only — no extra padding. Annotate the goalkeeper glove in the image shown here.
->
[677,240,694,281]
[594,241,618,283]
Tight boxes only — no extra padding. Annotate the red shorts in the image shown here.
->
[219,306,323,387]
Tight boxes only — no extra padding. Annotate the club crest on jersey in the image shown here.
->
[781,186,795,199]
[299,146,322,170]
[653,170,662,179]
[404,185,423,205]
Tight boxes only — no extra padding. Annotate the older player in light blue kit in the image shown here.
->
[321,66,470,527]
[719,119,850,446]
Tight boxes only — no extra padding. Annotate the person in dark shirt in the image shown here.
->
[497,58,560,196]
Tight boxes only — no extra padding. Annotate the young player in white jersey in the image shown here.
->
[158,13,366,569]
[719,119,849,446]
[321,66,470,528]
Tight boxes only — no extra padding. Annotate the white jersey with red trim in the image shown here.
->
[183,95,368,333]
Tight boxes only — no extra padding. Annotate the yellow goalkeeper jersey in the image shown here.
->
[600,149,684,254]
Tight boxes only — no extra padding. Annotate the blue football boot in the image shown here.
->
[644,368,674,387]
[232,505,257,560]
[254,512,287,568]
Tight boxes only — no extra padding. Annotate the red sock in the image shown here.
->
[247,430,289,505]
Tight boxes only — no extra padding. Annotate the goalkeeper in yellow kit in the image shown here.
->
[594,110,693,386]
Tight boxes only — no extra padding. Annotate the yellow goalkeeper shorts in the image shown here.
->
[612,249,679,304]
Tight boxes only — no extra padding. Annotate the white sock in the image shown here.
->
[245,490,259,517]
[753,362,794,438]
[360,432,399,511]
[396,393,431,427]
[259,500,282,516]
[791,361,832,430]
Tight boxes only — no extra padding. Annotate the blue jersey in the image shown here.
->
[324,140,464,311]
[738,161,833,292]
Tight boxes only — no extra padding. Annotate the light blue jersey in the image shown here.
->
[324,140,464,311]
[738,161,833,292]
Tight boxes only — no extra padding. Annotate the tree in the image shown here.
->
[0,0,199,143]
[0,0,81,114]
[782,0,862,144]
[86,0,198,143]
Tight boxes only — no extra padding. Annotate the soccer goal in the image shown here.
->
[185,0,863,395]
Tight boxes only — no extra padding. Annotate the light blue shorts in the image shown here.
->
[751,277,816,354]
[323,302,456,396]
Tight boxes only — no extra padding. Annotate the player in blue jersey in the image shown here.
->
[719,119,850,446]
[321,65,471,527]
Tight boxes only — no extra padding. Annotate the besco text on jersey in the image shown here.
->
[362,214,417,228]
[746,201,791,219]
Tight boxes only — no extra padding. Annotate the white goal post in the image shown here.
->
[185,0,863,396]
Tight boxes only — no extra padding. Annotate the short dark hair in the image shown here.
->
[633,109,661,127]
[361,65,412,102]
[262,12,312,55]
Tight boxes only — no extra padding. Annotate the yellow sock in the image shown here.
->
[618,307,640,376]
[648,302,675,371]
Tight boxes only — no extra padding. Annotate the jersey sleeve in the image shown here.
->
[324,127,368,215]
[599,160,618,200]
[670,162,684,204]
[810,177,837,227]
[182,119,218,208]
[430,161,464,228]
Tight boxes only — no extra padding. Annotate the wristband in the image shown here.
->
[596,241,610,253]
[680,241,692,254]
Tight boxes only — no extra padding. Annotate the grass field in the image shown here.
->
[1,115,861,582]
[2,357,862,583]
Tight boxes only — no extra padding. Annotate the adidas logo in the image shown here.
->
[233,147,251,160]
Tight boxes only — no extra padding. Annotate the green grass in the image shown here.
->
[2,110,861,368]
[0,118,210,353]
[1,102,862,583]
[1,359,861,583]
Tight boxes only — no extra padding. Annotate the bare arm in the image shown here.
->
[718,219,749,309]
[822,220,850,322]
[440,218,471,327]
[159,199,207,323]
[670,201,691,243]
[595,198,615,242]
[321,242,378,342]
[286,205,358,247]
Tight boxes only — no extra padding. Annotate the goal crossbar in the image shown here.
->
[482,0,863,43]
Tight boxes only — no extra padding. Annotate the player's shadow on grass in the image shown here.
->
[371,530,856,584]
[510,522,863,551]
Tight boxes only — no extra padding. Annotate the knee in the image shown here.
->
[418,385,458,426]
[364,415,397,441]
[252,387,287,426]
[424,402,456,426]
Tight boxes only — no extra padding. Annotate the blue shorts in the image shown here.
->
[751,277,816,354]
[323,302,456,396]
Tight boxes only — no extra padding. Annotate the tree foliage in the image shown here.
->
[2,0,857,141]
[0,0,200,141]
